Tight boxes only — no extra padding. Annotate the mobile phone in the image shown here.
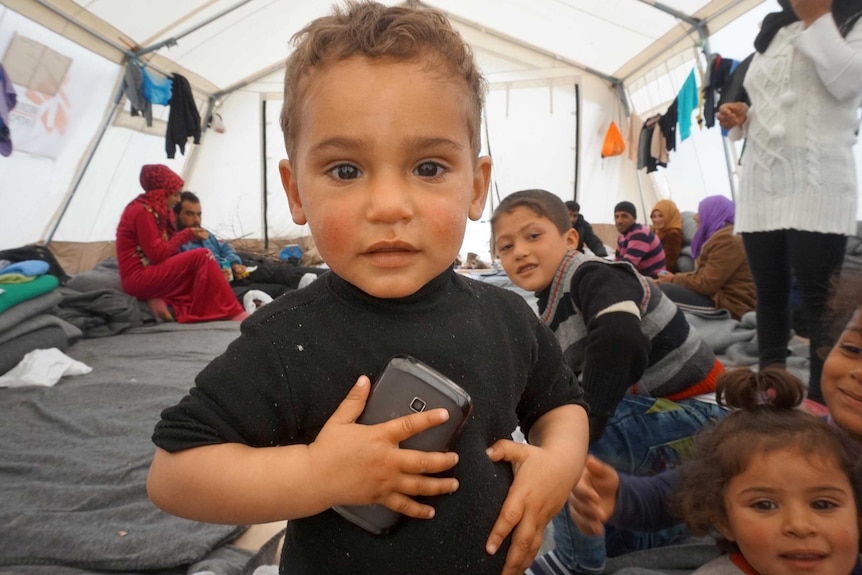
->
[333,354,472,535]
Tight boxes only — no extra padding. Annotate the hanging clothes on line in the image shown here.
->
[141,67,173,106]
[122,61,152,127]
[0,63,18,157]
[637,114,667,173]
[677,69,699,142]
[658,98,678,153]
[166,73,201,159]
[702,53,744,128]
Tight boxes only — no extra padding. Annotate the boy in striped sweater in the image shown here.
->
[492,189,726,575]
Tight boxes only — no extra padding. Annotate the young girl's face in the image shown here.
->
[822,308,862,442]
[718,448,859,575]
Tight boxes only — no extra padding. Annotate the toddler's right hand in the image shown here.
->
[567,455,619,536]
[308,376,460,520]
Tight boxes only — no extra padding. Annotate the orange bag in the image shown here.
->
[601,121,625,158]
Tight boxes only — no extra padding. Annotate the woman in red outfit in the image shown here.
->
[116,164,246,323]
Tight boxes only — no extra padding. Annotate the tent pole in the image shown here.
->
[134,0,256,57]
[722,136,739,202]
[573,81,580,202]
[261,98,270,251]
[44,70,126,246]
[635,169,649,225]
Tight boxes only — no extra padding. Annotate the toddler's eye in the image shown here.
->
[812,499,839,511]
[498,243,513,253]
[839,342,862,356]
[328,164,361,180]
[751,500,776,511]
[414,162,445,178]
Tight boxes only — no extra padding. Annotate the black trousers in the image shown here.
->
[741,229,846,403]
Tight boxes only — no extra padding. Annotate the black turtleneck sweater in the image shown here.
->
[153,268,585,574]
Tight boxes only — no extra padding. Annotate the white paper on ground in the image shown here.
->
[0,348,92,388]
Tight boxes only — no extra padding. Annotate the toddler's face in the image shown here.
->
[718,448,859,575]
[822,308,862,442]
[493,206,577,293]
[280,56,490,298]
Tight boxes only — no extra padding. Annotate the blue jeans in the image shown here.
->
[551,395,728,573]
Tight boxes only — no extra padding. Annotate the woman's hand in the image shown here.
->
[190,227,210,241]
[716,102,748,130]
[655,270,674,284]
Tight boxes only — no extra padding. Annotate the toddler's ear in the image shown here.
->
[279,159,307,225]
[468,156,492,221]
[712,514,735,542]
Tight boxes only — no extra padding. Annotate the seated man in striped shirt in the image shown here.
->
[613,201,666,278]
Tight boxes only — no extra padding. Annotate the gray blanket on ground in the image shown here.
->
[0,321,246,575]
[0,382,244,574]
[683,308,811,383]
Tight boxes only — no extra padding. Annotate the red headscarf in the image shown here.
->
[132,164,184,236]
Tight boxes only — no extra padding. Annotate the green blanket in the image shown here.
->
[0,274,59,314]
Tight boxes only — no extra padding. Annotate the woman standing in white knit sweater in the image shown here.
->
[718,0,862,403]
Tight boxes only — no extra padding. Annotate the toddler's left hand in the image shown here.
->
[484,439,575,575]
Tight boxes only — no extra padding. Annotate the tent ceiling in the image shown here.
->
[5,0,765,98]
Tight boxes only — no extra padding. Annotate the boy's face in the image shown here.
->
[280,56,490,299]
[493,206,578,293]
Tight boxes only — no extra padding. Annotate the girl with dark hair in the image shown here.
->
[678,367,862,574]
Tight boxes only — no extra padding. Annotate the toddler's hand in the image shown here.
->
[485,439,573,575]
[568,455,620,536]
[308,376,460,519]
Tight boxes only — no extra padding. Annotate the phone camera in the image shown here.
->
[409,397,427,413]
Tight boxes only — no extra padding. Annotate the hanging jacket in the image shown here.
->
[165,73,201,159]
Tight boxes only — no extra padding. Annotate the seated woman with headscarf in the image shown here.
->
[115,164,247,323]
[650,199,684,272]
[655,195,755,320]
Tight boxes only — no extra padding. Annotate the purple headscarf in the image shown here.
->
[690,195,735,260]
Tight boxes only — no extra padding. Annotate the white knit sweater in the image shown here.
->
[736,15,862,235]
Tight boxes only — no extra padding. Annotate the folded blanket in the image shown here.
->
[0,260,49,277]
[0,272,36,284]
[0,290,63,334]
[0,274,59,314]
[55,287,147,338]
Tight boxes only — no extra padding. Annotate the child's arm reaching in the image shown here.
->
[484,403,589,575]
[147,376,460,524]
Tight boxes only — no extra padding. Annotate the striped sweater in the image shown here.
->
[538,250,722,438]
[615,223,667,278]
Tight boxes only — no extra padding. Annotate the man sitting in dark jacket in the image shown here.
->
[565,201,608,258]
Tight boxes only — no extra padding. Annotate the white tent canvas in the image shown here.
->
[0,0,858,263]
